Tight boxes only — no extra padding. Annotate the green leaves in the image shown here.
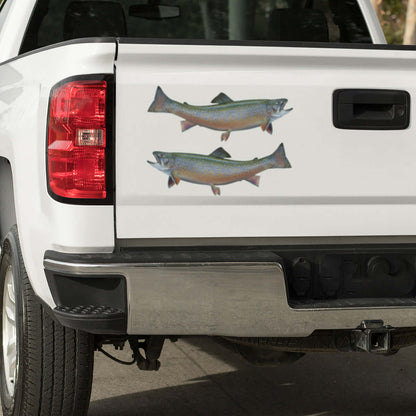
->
[377,0,407,44]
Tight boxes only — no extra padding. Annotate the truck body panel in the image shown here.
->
[0,0,36,62]
[0,41,116,307]
[115,42,416,240]
[357,0,386,43]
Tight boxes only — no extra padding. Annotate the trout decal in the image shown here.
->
[148,144,291,195]
[148,87,292,141]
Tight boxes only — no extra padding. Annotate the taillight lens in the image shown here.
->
[48,80,107,199]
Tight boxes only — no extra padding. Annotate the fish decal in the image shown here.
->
[148,144,291,195]
[148,87,292,141]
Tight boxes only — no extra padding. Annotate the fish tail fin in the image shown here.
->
[148,86,170,112]
[271,143,291,169]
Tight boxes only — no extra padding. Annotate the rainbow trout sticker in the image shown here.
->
[148,87,293,141]
[148,144,291,195]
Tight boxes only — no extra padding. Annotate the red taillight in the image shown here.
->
[48,80,107,199]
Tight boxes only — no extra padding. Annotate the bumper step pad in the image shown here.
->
[54,305,127,334]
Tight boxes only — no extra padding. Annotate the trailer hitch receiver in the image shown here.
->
[352,320,393,354]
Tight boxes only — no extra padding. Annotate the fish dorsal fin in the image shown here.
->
[209,147,231,159]
[211,93,233,105]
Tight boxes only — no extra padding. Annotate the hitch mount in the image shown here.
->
[352,320,393,354]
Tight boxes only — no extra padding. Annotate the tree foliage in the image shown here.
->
[375,0,408,44]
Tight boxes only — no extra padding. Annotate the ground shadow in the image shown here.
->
[89,339,416,416]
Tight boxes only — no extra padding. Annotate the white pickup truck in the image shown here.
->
[1,0,416,414]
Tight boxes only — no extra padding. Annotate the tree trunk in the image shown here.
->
[370,0,382,21]
[200,0,213,39]
[404,0,416,44]
[229,0,249,40]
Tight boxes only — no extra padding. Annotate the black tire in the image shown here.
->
[0,226,94,416]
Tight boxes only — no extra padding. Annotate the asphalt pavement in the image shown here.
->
[88,337,416,416]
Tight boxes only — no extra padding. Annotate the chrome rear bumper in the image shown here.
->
[44,252,416,336]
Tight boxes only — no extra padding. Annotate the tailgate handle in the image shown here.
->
[333,89,410,130]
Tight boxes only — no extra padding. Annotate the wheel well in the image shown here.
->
[0,158,16,242]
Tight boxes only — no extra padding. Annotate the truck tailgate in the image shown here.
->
[115,43,416,240]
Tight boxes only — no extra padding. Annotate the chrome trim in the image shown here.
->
[44,258,416,337]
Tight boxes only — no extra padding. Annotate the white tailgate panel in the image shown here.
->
[115,44,416,239]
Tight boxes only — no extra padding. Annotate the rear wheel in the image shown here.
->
[0,226,94,416]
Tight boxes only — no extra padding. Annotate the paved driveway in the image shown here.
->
[88,337,416,416]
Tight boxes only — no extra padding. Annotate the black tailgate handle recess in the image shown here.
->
[333,89,410,130]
